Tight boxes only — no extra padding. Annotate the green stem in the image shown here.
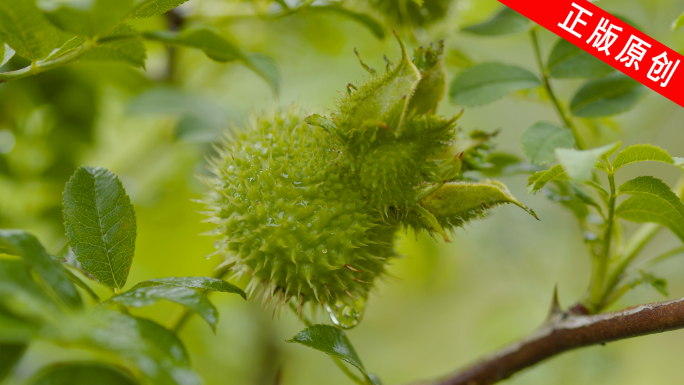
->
[171,267,229,333]
[273,0,291,11]
[270,0,315,19]
[600,283,632,310]
[596,175,684,310]
[332,357,368,385]
[602,223,661,300]
[288,301,312,327]
[588,170,616,311]
[631,246,684,273]
[529,28,586,150]
[113,288,130,314]
[286,302,372,385]
[0,32,138,83]
[171,305,193,333]
[0,42,92,83]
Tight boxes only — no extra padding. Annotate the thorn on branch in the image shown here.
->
[433,297,684,385]
[547,284,562,320]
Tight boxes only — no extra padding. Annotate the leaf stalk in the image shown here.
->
[528,27,586,150]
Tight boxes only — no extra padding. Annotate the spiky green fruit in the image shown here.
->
[308,35,459,213]
[334,37,421,134]
[309,35,537,241]
[345,114,458,209]
[409,41,447,115]
[203,36,537,322]
[203,106,396,314]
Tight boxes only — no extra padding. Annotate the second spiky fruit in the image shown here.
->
[203,106,395,315]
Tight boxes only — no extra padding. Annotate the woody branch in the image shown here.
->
[415,296,684,385]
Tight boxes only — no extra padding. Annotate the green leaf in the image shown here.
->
[0,230,82,309]
[56,312,200,385]
[143,27,278,92]
[449,62,541,106]
[311,6,385,39]
[585,180,610,200]
[555,143,620,182]
[126,86,238,142]
[462,6,530,36]
[63,166,137,290]
[630,271,668,296]
[0,259,60,318]
[55,244,92,278]
[132,276,246,299]
[547,38,614,79]
[594,161,609,172]
[80,25,146,68]
[83,23,145,67]
[644,272,668,296]
[570,182,603,213]
[612,144,674,171]
[0,0,60,61]
[369,374,383,385]
[27,362,137,385]
[478,152,531,177]
[0,310,39,343]
[45,23,146,67]
[108,285,218,332]
[520,122,575,165]
[130,0,188,18]
[245,52,280,95]
[672,10,684,30]
[0,344,26,382]
[173,115,219,143]
[616,176,684,242]
[127,86,235,124]
[527,164,569,193]
[133,316,190,365]
[570,73,647,117]
[143,27,244,62]
[288,324,369,378]
[599,142,622,162]
[63,268,100,302]
[43,36,83,61]
[1,43,15,66]
[446,47,473,69]
[543,182,590,221]
[38,0,135,38]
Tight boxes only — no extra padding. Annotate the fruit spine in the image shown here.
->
[202,34,536,320]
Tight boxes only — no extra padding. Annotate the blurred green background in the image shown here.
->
[3,0,684,383]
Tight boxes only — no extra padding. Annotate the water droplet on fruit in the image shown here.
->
[214,242,220,249]
[325,297,366,329]
[205,255,211,260]
[322,249,328,254]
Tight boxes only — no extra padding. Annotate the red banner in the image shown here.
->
[499,0,684,108]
